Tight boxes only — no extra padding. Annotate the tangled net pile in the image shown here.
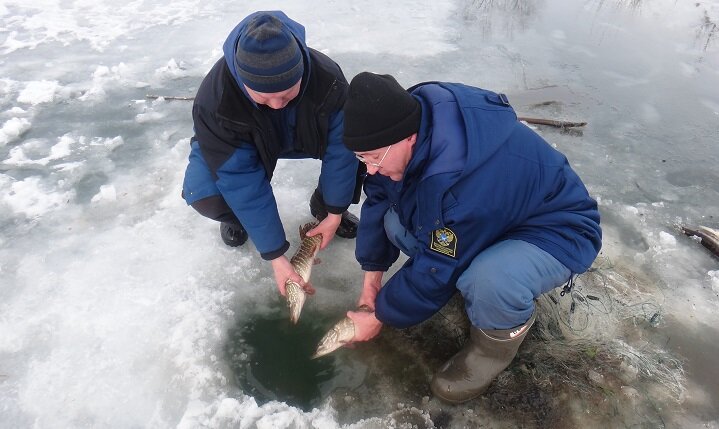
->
[529,256,685,400]
[404,255,687,427]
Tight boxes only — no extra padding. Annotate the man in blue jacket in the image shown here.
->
[182,11,362,296]
[341,72,602,403]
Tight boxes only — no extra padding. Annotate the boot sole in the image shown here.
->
[430,386,485,405]
[222,239,246,247]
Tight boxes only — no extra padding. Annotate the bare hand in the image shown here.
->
[270,256,315,296]
[358,271,383,310]
[306,213,341,250]
[347,309,382,342]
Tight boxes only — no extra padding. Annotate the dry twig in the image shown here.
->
[518,116,587,128]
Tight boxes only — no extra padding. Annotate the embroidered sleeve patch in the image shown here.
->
[430,227,457,258]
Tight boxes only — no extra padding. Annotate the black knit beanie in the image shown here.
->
[235,14,304,93]
[343,72,421,152]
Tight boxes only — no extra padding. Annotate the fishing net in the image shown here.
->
[333,255,686,428]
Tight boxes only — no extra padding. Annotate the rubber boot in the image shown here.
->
[220,222,248,247]
[430,309,537,404]
[309,188,358,239]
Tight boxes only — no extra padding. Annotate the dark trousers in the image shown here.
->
[185,193,241,225]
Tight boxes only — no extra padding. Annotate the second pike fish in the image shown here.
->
[312,305,372,359]
[312,317,355,359]
[286,222,322,324]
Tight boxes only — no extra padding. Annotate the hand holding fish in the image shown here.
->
[284,222,323,324]
[346,272,383,342]
[346,308,382,342]
[305,212,341,250]
[357,271,383,310]
[312,305,380,359]
[270,255,314,297]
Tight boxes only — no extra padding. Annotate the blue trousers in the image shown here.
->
[384,208,571,329]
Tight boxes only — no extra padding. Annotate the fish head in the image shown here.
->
[311,317,355,359]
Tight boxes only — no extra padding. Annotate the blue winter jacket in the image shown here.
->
[183,11,357,259]
[356,83,602,328]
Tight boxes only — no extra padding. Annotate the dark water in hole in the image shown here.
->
[224,309,367,410]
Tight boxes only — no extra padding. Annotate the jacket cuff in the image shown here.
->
[260,241,290,261]
[325,204,350,215]
[361,263,390,272]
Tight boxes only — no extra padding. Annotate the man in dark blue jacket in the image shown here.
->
[182,11,362,296]
[341,72,602,403]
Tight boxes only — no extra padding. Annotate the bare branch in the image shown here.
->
[518,116,587,128]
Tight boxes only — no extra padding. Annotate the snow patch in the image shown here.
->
[91,185,117,203]
[0,117,31,146]
[155,58,193,80]
[3,176,74,218]
[17,80,60,104]
[710,271,719,293]
[659,231,677,247]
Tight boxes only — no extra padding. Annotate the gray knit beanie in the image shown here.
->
[235,14,304,93]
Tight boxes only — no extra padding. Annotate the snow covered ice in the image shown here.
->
[1,0,718,428]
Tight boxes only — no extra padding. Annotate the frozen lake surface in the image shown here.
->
[1,0,718,427]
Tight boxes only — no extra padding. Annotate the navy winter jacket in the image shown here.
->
[183,11,358,259]
[356,83,602,328]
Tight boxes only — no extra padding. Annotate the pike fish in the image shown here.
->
[682,225,719,259]
[286,222,322,324]
[312,317,355,359]
[312,305,371,359]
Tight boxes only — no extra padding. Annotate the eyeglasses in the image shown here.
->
[355,144,392,168]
